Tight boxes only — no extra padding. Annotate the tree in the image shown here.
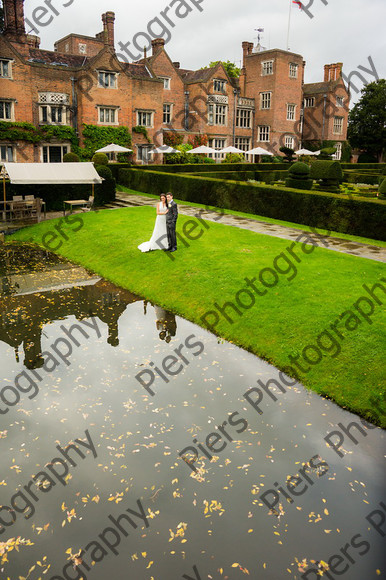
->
[348,79,386,162]
[201,60,241,78]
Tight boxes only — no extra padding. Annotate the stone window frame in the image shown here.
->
[0,99,15,121]
[285,135,295,149]
[97,106,119,125]
[0,144,15,162]
[236,108,252,128]
[304,97,315,108]
[137,110,154,128]
[260,92,272,110]
[41,143,69,163]
[235,137,251,151]
[97,70,118,89]
[333,116,344,135]
[287,103,296,121]
[163,104,172,124]
[208,103,227,126]
[0,58,13,79]
[258,125,270,142]
[261,60,274,76]
[213,79,227,93]
[160,77,171,90]
[289,62,298,79]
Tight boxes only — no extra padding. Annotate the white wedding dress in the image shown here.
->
[138,202,168,252]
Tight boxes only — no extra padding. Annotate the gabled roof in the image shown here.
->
[303,79,344,95]
[28,48,88,68]
[121,62,152,79]
[179,67,217,84]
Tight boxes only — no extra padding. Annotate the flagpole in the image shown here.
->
[287,0,292,50]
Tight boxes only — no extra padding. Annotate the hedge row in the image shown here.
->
[5,179,116,211]
[340,163,386,171]
[343,172,380,185]
[118,169,386,241]
[191,170,287,182]
[130,162,290,173]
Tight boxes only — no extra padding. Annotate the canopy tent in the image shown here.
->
[220,146,245,154]
[96,144,133,153]
[151,145,179,154]
[3,163,102,185]
[295,148,318,156]
[187,146,217,154]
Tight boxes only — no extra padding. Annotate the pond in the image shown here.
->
[0,243,384,580]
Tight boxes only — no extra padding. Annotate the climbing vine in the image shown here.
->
[132,125,151,143]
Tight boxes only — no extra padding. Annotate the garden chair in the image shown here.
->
[12,195,23,201]
[11,200,27,220]
[29,198,42,222]
[81,196,94,212]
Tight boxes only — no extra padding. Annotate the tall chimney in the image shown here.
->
[3,0,26,36]
[324,64,330,82]
[242,41,253,68]
[102,11,115,47]
[151,38,165,55]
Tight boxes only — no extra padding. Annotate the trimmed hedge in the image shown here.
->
[118,169,386,241]
[340,163,386,171]
[343,172,380,185]
[129,163,291,173]
[187,170,287,183]
[310,161,343,180]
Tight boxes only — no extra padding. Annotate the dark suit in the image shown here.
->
[166,200,178,250]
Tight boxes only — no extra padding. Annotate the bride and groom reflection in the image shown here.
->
[143,300,177,343]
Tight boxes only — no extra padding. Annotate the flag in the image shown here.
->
[293,1,302,9]
[257,28,264,32]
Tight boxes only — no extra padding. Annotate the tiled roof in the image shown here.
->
[303,80,340,95]
[121,62,152,79]
[28,49,88,68]
[179,67,216,84]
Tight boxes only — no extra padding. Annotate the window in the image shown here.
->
[99,107,117,124]
[40,105,66,125]
[235,137,251,151]
[287,104,296,121]
[236,109,252,128]
[0,59,11,78]
[260,92,271,110]
[208,104,227,126]
[333,116,344,135]
[262,60,273,76]
[332,142,342,160]
[336,96,344,107]
[0,101,13,120]
[160,77,171,90]
[304,97,315,108]
[137,145,153,163]
[0,145,14,162]
[163,104,172,124]
[214,79,226,93]
[285,136,294,149]
[258,126,270,142]
[42,144,68,163]
[289,63,298,78]
[137,111,153,127]
[79,43,87,55]
[98,71,117,88]
[209,138,226,160]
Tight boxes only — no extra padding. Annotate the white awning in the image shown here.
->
[3,163,102,185]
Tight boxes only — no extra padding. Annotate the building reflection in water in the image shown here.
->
[0,244,177,370]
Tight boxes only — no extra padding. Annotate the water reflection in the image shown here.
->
[0,244,177,368]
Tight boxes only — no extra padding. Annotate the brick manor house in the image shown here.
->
[0,0,350,164]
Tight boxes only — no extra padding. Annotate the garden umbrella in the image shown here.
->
[245,147,274,155]
[187,146,217,154]
[220,146,245,154]
[96,144,133,153]
[295,148,318,155]
[151,145,179,154]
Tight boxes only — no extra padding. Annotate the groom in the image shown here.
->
[165,192,178,252]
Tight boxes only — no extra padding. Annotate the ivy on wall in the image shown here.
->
[81,125,132,159]
[132,125,151,143]
[0,122,79,147]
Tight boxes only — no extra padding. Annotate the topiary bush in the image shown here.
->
[285,162,313,190]
[279,146,296,163]
[92,152,109,166]
[63,152,80,162]
[379,178,386,198]
[318,147,337,160]
[310,161,343,193]
[95,165,113,179]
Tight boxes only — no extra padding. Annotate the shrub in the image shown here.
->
[95,165,113,179]
[203,157,216,164]
[379,178,386,198]
[222,153,245,164]
[310,160,343,192]
[285,162,313,190]
[358,152,378,163]
[118,168,386,240]
[92,152,109,166]
[63,152,80,162]
[279,146,296,162]
[318,147,337,160]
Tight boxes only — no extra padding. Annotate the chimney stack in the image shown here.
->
[242,41,254,68]
[173,62,180,69]
[101,12,115,47]
[151,38,165,55]
[3,0,26,38]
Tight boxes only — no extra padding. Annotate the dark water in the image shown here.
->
[0,243,384,580]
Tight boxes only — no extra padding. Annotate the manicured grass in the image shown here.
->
[10,207,386,426]
[117,185,386,248]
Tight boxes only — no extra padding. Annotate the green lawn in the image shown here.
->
[9,206,386,426]
[116,185,386,248]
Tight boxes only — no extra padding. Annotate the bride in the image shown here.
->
[138,193,168,252]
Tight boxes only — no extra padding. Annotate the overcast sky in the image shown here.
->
[20,0,386,106]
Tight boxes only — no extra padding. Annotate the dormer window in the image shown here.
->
[214,79,226,93]
[98,71,117,88]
